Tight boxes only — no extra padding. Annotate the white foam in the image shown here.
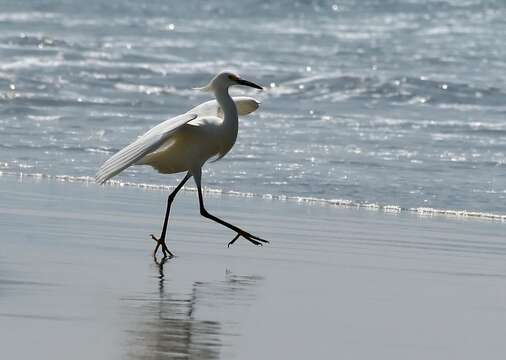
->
[413,207,506,221]
[1,171,505,223]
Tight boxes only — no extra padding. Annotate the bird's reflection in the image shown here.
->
[126,258,263,359]
[155,256,167,295]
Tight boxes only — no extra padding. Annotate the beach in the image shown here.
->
[1,1,506,359]
[1,175,506,359]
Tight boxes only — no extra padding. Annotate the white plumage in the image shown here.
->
[95,96,259,184]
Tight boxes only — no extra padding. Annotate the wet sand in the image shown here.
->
[1,175,506,359]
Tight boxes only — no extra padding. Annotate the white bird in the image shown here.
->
[96,72,268,258]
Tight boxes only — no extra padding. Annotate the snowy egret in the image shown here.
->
[96,72,268,258]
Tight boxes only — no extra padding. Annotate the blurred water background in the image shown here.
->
[0,0,505,214]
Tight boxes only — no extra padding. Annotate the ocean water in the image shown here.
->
[0,0,505,215]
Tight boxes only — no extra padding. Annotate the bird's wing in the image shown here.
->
[233,96,260,116]
[188,96,260,119]
[95,112,198,184]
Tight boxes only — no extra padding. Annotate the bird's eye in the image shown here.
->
[228,74,238,81]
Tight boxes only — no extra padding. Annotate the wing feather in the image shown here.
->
[95,113,197,184]
[188,96,260,118]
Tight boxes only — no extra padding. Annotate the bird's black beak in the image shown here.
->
[237,78,263,90]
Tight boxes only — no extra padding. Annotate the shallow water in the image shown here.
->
[0,0,505,213]
[1,177,506,359]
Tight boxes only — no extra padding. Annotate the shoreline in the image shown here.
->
[2,170,505,223]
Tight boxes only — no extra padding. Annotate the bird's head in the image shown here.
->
[194,71,263,92]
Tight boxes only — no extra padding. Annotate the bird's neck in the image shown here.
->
[215,87,238,134]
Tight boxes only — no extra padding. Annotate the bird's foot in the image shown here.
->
[150,234,175,259]
[228,230,269,247]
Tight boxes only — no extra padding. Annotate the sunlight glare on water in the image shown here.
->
[0,0,505,213]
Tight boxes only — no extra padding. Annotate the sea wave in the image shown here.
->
[0,0,504,222]
[278,74,506,107]
[2,170,504,222]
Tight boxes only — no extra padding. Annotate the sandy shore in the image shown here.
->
[1,175,506,359]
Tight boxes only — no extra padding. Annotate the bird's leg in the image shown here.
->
[193,168,268,247]
[151,172,192,258]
